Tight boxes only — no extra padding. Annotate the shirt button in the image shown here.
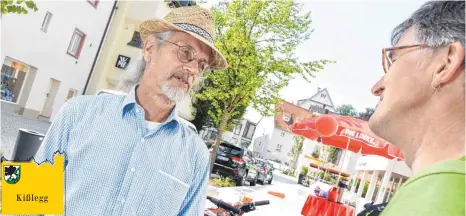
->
[131,168,135,172]
[121,198,125,204]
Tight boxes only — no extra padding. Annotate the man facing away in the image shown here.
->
[34,6,228,216]
[369,1,465,215]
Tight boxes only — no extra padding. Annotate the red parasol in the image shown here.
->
[290,114,404,160]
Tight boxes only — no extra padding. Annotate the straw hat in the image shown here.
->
[140,6,228,70]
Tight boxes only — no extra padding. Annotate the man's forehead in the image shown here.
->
[395,27,419,47]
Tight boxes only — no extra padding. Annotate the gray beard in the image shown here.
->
[161,81,188,103]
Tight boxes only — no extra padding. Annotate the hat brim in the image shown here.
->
[140,19,228,70]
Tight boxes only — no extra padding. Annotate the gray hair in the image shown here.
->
[391,1,465,48]
[116,31,174,92]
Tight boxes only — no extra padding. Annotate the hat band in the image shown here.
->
[173,23,214,44]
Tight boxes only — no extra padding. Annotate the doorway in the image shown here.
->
[41,78,61,118]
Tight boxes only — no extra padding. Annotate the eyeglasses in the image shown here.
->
[157,37,211,73]
[382,44,428,73]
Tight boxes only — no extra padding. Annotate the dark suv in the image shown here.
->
[212,142,259,186]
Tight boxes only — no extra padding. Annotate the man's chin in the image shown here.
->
[368,111,390,140]
[161,85,188,103]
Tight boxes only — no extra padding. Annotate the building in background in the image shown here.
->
[297,87,337,115]
[252,101,314,165]
[1,1,115,121]
[348,155,411,212]
[83,1,197,120]
[200,118,258,148]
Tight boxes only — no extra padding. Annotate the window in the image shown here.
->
[233,124,241,135]
[242,122,256,139]
[1,62,26,103]
[209,131,218,141]
[87,0,99,8]
[66,89,78,100]
[276,144,282,151]
[127,31,142,48]
[280,131,285,137]
[321,93,327,98]
[67,28,86,58]
[283,114,291,122]
[41,12,52,32]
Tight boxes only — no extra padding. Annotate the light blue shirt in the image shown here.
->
[34,86,210,216]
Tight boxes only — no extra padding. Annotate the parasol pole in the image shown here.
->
[335,137,351,187]
[311,137,329,185]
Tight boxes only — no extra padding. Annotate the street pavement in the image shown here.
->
[1,111,51,160]
[207,171,315,216]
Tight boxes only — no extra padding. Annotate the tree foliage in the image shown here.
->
[290,136,304,171]
[358,107,375,121]
[336,104,358,117]
[193,0,333,171]
[1,0,37,15]
[323,145,340,165]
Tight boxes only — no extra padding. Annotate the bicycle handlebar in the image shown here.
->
[253,200,270,206]
[207,196,241,214]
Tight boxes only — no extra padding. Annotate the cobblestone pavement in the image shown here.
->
[1,111,51,160]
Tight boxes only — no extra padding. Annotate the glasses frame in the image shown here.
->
[156,37,211,73]
[382,44,428,73]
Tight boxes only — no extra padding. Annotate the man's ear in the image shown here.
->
[431,41,465,88]
[143,36,156,63]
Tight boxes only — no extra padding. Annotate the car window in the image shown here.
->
[256,160,266,167]
[219,144,243,157]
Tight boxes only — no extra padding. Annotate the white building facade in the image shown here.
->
[200,119,257,148]
[252,101,314,166]
[1,1,115,120]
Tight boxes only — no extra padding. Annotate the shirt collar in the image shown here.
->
[121,85,180,124]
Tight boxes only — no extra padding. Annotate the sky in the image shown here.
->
[201,0,429,122]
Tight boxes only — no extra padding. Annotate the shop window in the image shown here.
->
[1,63,26,103]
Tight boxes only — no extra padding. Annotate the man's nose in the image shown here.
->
[184,60,201,75]
[371,77,385,96]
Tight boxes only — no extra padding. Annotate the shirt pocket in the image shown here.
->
[137,169,190,216]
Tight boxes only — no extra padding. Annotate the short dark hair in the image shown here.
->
[391,1,465,48]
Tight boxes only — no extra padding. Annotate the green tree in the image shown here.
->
[322,145,340,165]
[358,107,375,121]
[198,0,333,172]
[1,0,37,15]
[290,136,304,172]
[336,104,358,117]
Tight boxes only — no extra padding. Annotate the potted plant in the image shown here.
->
[298,165,309,184]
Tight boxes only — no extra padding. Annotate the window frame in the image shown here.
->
[66,28,87,59]
[87,0,99,8]
[41,11,52,32]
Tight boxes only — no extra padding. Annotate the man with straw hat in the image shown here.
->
[35,6,227,215]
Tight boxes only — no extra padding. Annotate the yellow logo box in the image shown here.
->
[2,153,64,214]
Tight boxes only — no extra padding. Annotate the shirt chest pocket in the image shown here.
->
[138,170,190,216]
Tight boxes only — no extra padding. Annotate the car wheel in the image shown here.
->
[250,176,257,186]
[260,176,265,185]
[236,173,245,186]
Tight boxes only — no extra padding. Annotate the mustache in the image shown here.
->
[166,71,194,87]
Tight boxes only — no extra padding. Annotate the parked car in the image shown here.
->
[96,89,198,134]
[255,158,274,184]
[212,142,259,186]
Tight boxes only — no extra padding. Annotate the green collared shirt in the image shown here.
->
[381,156,465,216]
